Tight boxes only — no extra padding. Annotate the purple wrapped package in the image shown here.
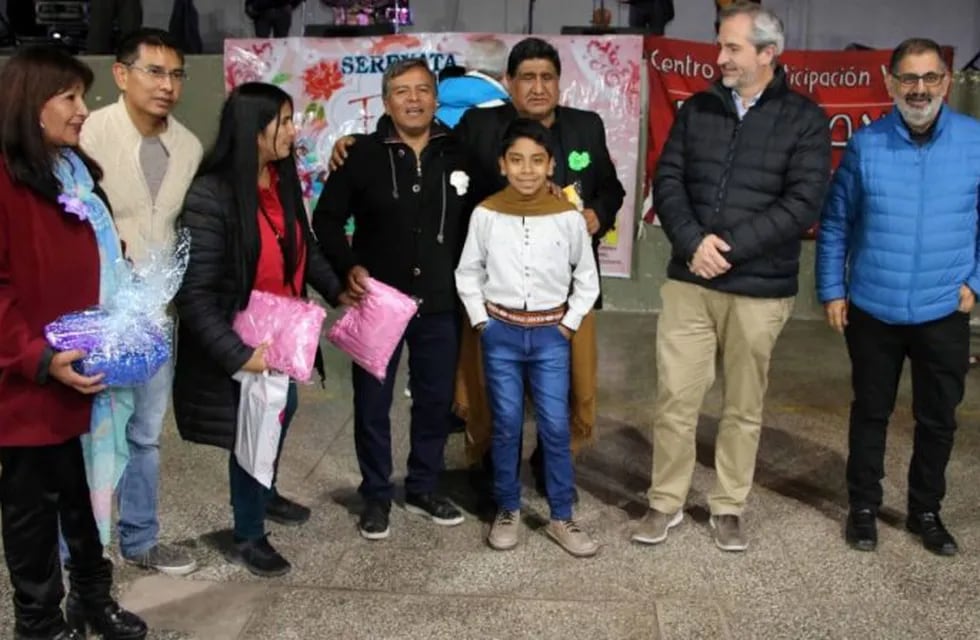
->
[44,231,189,388]
[327,277,418,381]
[232,290,327,383]
[44,308,169,387]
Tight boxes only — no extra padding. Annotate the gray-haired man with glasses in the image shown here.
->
[817,37,980,557]
[79,27,202,575]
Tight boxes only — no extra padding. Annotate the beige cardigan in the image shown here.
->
[81,97,203,264]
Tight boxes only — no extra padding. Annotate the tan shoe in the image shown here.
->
[630,508,683,545]
[546,519,599,557]
[487,510,520,550]
[710,514,748,552]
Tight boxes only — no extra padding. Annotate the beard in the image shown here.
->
[895,92,942,129]
[720,67,743,89]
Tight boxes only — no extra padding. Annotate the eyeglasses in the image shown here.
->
[126,64,188,83]
[891,72,945,88]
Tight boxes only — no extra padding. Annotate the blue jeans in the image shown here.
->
[229,381,298,541]
[481,319,575,520]
[352,311,458,502]
[117,356,174,557]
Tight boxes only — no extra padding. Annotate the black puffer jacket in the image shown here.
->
[173,174,343,450]
[654,66,831,298]
[312,116,468,315]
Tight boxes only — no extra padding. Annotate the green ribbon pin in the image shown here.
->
[568,150,591,172]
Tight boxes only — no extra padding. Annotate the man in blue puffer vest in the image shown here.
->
[435,36,510,128]
[817,37,980,557]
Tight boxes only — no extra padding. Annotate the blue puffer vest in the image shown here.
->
[817,107,980,324]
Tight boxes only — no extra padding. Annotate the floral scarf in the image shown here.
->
[53,148,134,545]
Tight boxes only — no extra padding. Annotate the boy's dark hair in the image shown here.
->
[116,28,185,65]
[499,118,555,159]
[889,37,946,74]
[506,37,561,78]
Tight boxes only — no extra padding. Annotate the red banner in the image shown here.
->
[643,36,952,225]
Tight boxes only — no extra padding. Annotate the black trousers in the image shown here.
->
[0,438,113,637]
[353,311,459,502]
[844,305,969,514]
[628,0,673,35]
[253,7,292,38]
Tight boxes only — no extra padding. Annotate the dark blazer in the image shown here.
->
[312,116,469,315]
[654,67,831,298]
[173,173,343,450]
[455,103,625,307]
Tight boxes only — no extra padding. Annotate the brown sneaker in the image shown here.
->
[710,514,748,552]
[630,508,683,545]
[487,510,520,550]
[546,519,599,557]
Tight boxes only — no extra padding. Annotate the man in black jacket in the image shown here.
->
[631,1,830,552]
[329,38,625,504]
[313,59,468,541]
[454,37,625,499]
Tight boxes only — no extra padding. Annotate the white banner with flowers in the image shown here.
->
[224,34,642,277]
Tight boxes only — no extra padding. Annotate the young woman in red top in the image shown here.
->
[0,47,147,640]
[173,83,348,577]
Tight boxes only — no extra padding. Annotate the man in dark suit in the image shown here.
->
[454,37,625,501]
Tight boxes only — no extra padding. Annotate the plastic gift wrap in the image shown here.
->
[44,233,190,387]
[232,290,327,383]
[327,277,418,381]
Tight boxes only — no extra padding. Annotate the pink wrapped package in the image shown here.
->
[328,277,418,381]
[232,290,327,382]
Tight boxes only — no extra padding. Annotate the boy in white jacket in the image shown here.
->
[455,118,600,557]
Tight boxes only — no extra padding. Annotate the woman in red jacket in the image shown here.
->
[0,47,147,640]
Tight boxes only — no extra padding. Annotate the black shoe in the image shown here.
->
[65,593,147,640]
[906,512,958,556]
[223,535,292,577]
[266,493,311,526]
[405,492,465,526]
[845,508,878,551]
[359,499,391,540]
[16,629,85,640]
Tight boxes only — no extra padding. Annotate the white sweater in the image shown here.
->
[455,204,599,331]
[81,97,203,264]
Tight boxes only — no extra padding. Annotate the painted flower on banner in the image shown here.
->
[303,61,345,101]
[224,55,263,91]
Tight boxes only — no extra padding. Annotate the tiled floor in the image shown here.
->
[2,314,978,639]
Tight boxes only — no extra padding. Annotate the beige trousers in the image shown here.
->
[649,280,793,516]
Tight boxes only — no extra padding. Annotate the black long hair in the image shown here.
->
[198,82,302,300]
[0,45,102,201]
